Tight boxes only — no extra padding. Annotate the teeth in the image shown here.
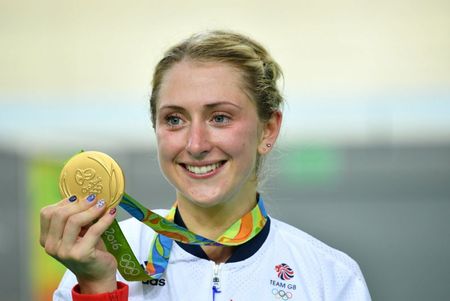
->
[186,162,221,174]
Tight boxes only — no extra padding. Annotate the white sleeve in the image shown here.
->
[323,259,372,301]
[53,269,77,301]
[334,273,371,301]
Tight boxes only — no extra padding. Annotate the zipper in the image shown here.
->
[212,262,223,301]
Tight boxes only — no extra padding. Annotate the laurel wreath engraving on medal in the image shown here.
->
[110,163,119,207]
[60,175,70,200]
[88,155,110,199]
[59,151,124,208]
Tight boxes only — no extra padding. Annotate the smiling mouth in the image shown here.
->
[181,161,226,175]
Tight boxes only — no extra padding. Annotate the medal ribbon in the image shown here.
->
[101,193,268,281]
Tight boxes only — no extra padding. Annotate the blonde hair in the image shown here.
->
[149,30,284,128]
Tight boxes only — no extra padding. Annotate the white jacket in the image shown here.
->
[55,211,371,301]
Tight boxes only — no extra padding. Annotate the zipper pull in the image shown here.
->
[212,263,222,301]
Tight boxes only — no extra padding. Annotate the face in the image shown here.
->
[155,60,266,208]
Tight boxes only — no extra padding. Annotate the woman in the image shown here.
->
[41,30,371,300]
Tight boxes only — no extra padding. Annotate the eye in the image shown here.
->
[211,114,231,125]
[165,114,184,127]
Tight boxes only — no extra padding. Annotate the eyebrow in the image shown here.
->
[205,101,242,110]
[159,101,242,111]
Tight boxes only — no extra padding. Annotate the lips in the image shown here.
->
[181,161,226,175]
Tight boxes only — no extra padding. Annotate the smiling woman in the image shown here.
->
[156,60,274,256]
[41,30,371,301]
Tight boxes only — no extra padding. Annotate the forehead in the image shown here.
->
[157,60,254,110]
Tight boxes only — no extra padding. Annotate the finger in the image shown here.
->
[39,195,78,247]
[74,206,117,256]
[60,199,109,251]
[44,194,98,255]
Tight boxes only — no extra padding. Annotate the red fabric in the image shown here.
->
[72,282,128,301]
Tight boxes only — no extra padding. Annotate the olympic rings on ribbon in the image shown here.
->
[272,288,293,300]
[119,254,141,276]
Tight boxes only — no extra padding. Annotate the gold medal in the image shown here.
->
[59,151,125,208]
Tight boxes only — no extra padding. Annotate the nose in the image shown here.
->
[185,120,212,159]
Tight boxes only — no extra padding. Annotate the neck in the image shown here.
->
[177,187,258,263]
[177,189,258,241]
[202,245,234,263]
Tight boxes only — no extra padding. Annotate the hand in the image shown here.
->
[40,194,118,294]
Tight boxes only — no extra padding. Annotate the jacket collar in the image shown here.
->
[173,208,271,263]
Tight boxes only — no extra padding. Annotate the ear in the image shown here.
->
[258,111,282,155]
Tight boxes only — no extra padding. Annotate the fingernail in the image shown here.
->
[86,194,96,202]
[96,199,105,208]
[109,207,117,215]
[68,195,77,202]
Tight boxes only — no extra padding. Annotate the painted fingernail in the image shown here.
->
[96,199,105,208]
[109,207,117,215]
[86,194,96,202]
[68,195,77,202]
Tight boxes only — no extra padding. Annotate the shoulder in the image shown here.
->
[268,218,371,298]
[269,217,366,283]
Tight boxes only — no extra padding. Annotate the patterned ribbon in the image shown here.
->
[101,193,268,281]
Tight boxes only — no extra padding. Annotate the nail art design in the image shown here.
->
[86,194,96,202]
[96,199,105,208]
[68,195,77,202]
[109,207,117,215]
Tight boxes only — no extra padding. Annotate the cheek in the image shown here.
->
[156,130,182,161]
[220,122,259,155]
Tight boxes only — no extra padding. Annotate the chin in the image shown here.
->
[179,189,234,208]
